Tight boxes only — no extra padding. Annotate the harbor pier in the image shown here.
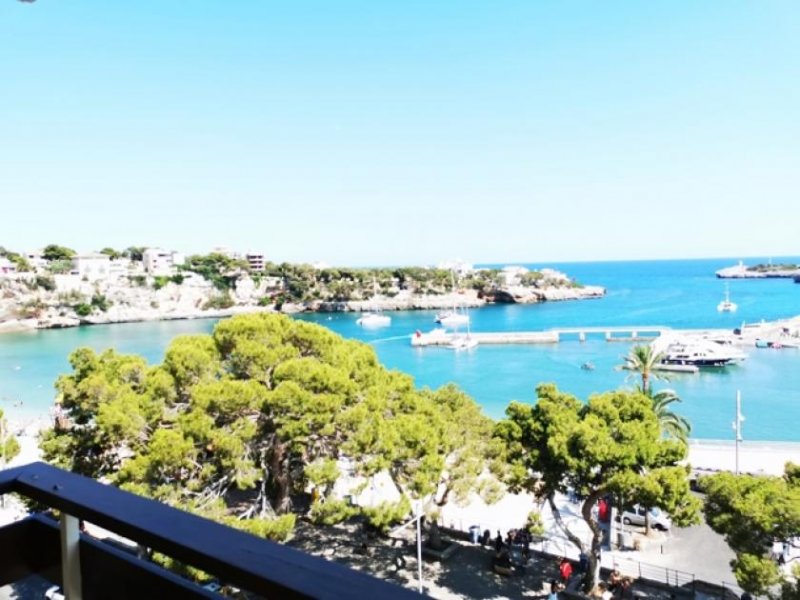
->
[411,326,670,347]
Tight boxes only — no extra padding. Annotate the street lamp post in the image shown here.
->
[390,500,425,594]
[732,390,744,475]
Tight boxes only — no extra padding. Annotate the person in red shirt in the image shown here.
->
[559,558,573,584]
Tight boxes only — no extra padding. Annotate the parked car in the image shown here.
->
[619,505,672,531]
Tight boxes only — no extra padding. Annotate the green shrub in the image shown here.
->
[35,275,56,292]
[361,497,411,534]
[128,275,147,287]
[202,294,235,310]
[74,303,92,317]
[526,510,545,537]
[169,274,184,285]
[91,294,111,312]
[152,276,170,290]
[17,299,46,319]
[309,499,357,526]
[222,514,296,542]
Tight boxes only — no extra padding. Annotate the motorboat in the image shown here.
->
[356,312,391,328]
[717,285,737,312]
[435,310,470,328]
[654,337,746,368]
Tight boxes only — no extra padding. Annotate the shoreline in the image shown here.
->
[0,286,606,336]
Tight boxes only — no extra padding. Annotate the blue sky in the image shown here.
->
[1,2,798,266]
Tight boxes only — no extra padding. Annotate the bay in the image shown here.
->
[2,257,799,441]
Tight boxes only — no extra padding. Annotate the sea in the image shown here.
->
[2,257,799,441]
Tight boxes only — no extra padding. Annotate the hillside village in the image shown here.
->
[0,245,605,332]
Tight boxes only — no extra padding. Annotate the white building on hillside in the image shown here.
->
[0,257,17,276]
[437,260,474,277]
[501,265,529,286]
[71,254,111,281]
[143,249,185,276]
[245,252,266,272]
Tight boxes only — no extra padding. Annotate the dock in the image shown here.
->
[411,326,671,347]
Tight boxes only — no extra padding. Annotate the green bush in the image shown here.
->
[35,276,56,292]
[222,514,296,542]
[74,303,92,317]
[309,499,357,526]
[152,276,170,290]
[202,294,235,310]
[169,274,184,285]
[17,299,46,319]
[91,294,111,312]
[526,510,545,537]
[128,275,147,287]
[361,497,411,534]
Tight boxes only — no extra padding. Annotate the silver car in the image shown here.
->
[620,505,672,531]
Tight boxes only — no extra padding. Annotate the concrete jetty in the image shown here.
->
[411,326,670,347]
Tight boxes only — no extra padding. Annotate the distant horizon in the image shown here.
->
[5,242,799,270]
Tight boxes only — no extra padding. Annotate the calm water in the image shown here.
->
[2,257,799,441]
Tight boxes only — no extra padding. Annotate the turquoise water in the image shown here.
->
[2,257,799,441]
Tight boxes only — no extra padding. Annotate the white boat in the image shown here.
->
[653,336,745,368]
[448,334,478,351]
[717,285,737,312]
[356,312,391,328]
[435,270,471,328]
[435,310,470,328]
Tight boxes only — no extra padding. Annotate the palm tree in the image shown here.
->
[646,387,691,445]
[621,344,665,394]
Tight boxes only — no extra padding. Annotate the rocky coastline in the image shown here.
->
[716,262,800,279]
[0,275,606,334]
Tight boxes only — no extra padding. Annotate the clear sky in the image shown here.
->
[1,2,798,266]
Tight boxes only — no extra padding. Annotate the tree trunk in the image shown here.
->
[267,441,292,514]
[580,489,605,594]
[644,507,651,536]
[547,492,585,553]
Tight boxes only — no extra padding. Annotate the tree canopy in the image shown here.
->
[41,244,76,262]
[702,466,800,597]
[1,409,20,465]
[40,313,493,542]
[494,384,700,592]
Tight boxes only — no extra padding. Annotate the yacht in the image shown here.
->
[356,312,391,328]
[435,309,470,328]
[717,285,737,312]
[655,337,745,368]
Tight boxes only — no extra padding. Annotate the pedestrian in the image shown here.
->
[548,579,560,600]
[559,557,573,584]
[494,530,503,553]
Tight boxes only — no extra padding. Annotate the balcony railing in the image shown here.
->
[0,462,420,599]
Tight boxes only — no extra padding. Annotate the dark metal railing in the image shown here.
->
[0,462,419,599]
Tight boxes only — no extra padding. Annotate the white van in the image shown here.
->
[620,505,672,531]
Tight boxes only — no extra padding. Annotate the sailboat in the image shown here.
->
[435,271,471,328]
[357,277,392,327]
[448,314,478,351]
[717,284,737,313]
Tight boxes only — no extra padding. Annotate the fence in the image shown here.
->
[435,515,750,599]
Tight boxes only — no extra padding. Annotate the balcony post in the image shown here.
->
[60,513,83,600]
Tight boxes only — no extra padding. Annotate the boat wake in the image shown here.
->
[369,335,409,344]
